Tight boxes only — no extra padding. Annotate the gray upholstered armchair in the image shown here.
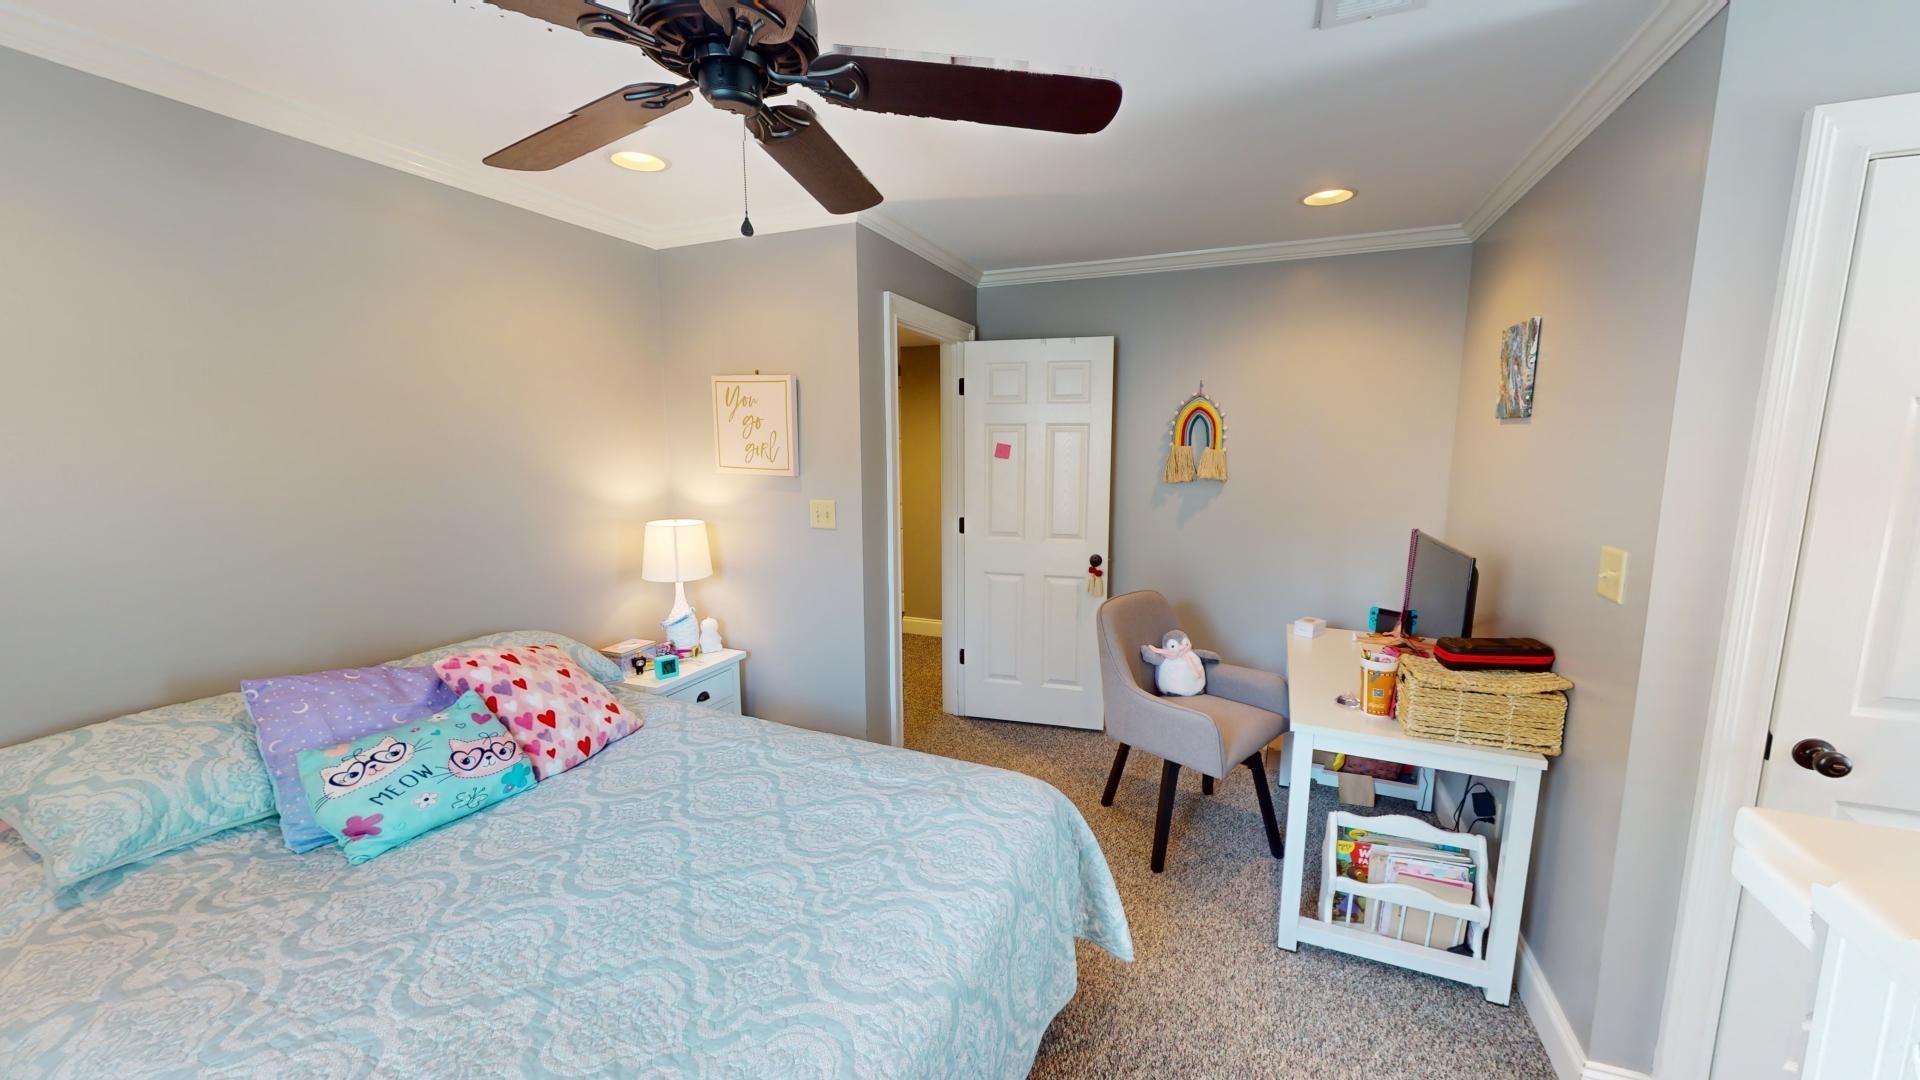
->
[1096,590,1288,873]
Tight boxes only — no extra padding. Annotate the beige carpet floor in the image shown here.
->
[900,635,1557,1080]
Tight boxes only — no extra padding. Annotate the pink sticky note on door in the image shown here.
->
[993,442,1013,460]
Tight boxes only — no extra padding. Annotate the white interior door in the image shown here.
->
[959,337,1114,730]
[1713,154,1920,1079]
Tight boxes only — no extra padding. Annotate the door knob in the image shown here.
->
[1791,738,1853,779]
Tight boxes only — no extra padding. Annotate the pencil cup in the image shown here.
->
[1359,655,1399,717]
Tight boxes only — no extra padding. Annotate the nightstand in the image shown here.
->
[622,649,746,714]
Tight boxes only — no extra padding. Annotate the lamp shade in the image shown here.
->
[641,519,713,584]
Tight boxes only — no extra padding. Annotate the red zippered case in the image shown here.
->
[1433,637,1556,672]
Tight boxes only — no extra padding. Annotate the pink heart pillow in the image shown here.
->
[433,644,638,780]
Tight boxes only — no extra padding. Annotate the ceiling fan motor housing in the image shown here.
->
[695,43,769,115]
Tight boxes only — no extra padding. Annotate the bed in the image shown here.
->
[0,689,1132,1078]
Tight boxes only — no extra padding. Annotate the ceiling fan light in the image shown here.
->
[1303,188,1356,207]
[610,151,670,173]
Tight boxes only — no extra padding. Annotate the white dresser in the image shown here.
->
[621,649,746,714]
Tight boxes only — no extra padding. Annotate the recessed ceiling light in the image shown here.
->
[1303,188,1356,207]
[609,151,670,173]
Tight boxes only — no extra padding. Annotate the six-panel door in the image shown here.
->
[959,338,1115,730]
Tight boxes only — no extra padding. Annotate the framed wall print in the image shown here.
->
[712,374,798,476]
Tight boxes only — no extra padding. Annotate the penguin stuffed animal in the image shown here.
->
[1139,630,1220,697]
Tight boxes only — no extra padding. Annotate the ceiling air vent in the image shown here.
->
[1317,0,1426,29]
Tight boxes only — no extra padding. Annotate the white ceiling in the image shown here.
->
[0,0,1694,275]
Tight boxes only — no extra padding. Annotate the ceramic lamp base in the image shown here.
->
[662,581,701,650]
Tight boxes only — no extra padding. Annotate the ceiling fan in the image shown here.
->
[481,0,1123,219]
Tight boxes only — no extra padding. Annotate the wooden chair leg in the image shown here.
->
[1151,760,1181,873]
[1101,744,1130,807]
[1202,774,1215,796]
[1245,752,1283,859]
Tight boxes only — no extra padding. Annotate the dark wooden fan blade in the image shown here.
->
[699,0,808,45]
[812,49,1122,135]
[750,103,882,215]
[484,0,630,32]
[484,84,691,171]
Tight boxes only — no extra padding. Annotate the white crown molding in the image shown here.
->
[1518,940,1654,1080]
[0,0,985,265]
[975,224,1471,287]
[0,0,1723,279]
[1461,0,1727,238]
[856,213,984,286]
[0,0,858,256]
[0,1,700,251]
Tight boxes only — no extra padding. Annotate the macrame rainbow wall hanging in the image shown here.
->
[1164,386,1228,483]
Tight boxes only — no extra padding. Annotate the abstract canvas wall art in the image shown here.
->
[1498,317,1543,420]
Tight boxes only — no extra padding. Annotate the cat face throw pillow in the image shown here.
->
[297,690,533,864]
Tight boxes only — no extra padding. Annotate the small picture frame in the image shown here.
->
[654,655,682,680]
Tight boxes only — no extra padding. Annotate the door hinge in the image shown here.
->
[958,516,965,534]
[958,377,965,396]
[959,648,965,665]
[1763,729,1774,760]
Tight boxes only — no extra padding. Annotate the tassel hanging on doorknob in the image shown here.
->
[1087,554,1106,596]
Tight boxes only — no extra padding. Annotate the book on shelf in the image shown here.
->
[1335,826,1477,890]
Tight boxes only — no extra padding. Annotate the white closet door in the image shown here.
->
[958,338,1114,730]
[1713,153,1920,1079]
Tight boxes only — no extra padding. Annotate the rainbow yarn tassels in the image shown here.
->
[1165,387,1227,483]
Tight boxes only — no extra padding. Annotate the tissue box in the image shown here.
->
[600,639,656,675]
[1293,617,1327,638]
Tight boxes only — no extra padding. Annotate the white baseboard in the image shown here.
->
[1519,940,1652,1080]
[901,617,943,638]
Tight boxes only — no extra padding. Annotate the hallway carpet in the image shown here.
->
[900,635,1556,1080]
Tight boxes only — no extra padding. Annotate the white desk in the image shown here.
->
[1277,629,1548,1005]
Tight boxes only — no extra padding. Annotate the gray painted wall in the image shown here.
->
[0,37,984,751]
[0,47,674,744]
[651,224,974,745]
[977,248,1472,681]
[855,228,977,743]
[1625,1,1920,1070]
[654,227,864,737]
[1440,17,1724,1071]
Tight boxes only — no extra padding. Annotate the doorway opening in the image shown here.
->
[881,293,974,749]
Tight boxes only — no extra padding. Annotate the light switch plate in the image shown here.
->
[1598,546,1628,604]
[809,499,837,530]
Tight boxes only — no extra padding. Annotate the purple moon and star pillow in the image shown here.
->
[242,666,456,853]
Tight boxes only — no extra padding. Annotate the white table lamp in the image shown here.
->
[642,519,713,649]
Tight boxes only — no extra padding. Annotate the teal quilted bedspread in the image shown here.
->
[0,691,1132,1078]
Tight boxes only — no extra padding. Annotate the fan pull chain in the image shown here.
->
[739,122,755,238]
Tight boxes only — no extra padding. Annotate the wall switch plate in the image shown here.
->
[809,499,837,530]
[1598,546,1629,604]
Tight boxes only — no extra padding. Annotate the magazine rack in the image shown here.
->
[1319,812,1491,958]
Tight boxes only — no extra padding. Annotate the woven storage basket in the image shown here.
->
[1395,653,1572,756]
